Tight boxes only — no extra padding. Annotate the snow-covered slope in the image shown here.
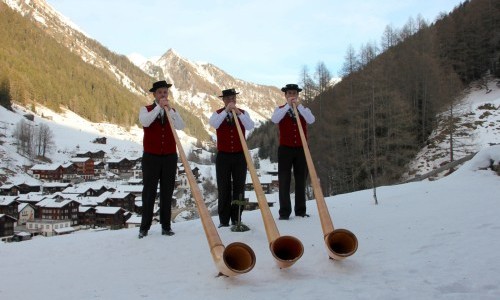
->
[1,143,499,299]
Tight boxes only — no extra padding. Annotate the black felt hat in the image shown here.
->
[149,80,172,92]
[281,83,302,92]
[219,88,239,98]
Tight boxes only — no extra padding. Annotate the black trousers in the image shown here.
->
[278,145,308,218]
[216,152,247,225]
[140,152,177,232]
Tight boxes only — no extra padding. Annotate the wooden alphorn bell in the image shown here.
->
[165,109,256,276]
[291,103,358,260]
[231,110,304,268]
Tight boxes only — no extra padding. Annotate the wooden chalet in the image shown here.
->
[36,198,80,225]
[0,183,19,196]
[107,158,135,176]
[0,196,19,219]
[94,161,106,177]
[17,182,41,194]
[76,150,106,161]
[2,182,41,195]
[61,162,78,182]
[0,214,17,237]
[95,206,129,230]
[78,206,96,227]
[62,184,112,197]
[105,192,136,212]
[70,157,95,180]
[42,182,72,194]
[30,164,63,181]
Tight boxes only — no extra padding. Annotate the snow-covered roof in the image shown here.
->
[36,198,76,208]
[0,196,19,205]
[126,214,141,224]
[95,206,122,215]
[31,164,62,171]
[70,157,92,163]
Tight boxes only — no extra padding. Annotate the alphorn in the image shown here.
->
[231,110,304,268]
[165,110,256,276]
[291,103,358,260]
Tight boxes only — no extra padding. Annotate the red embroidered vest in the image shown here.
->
[215,108,246,153]
[142,104,176,155]
[278,105,308,147]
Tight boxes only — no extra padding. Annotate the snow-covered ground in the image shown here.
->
[1,145,499,300]
[0,79,500,299]
[404,79,500,179]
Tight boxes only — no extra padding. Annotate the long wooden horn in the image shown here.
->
[291,103,358,260]
[231,110,304,268]
[165,110,256,276]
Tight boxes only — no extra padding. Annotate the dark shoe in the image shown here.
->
[218,223,230,228]
[162,229,175,236]
[297,213,310,218]
[278,216,289,220]
[138,230,148,239]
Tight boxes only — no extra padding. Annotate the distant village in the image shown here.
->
[0,146,280,242]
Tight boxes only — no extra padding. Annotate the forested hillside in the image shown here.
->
[249,0,500,195]
[0,2,210,140]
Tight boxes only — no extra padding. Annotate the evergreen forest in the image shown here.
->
[0,2,209,141]
[248,0,500,195]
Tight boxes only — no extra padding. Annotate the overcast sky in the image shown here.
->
[45,0,464,88]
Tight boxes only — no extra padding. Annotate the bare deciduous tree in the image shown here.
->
[36,123,54,158]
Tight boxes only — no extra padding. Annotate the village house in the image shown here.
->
[245,192,277,211]
[76,150,106,162]
[107,158,135,177]
[104,192,136,212]
[35,198,80,226]
[127,178,143,185]
[11,231,32,242]
[42,182,72,194]
[93,161,106,178]
[94,206,129,230]
[78,206,96,228]
[177,164,200,179]
[0,196,19,220]
[30,164,64,181]
[61,162,78,182]
[92,137,107,145]
[1,182,41,195]
[16,182,42,194]
[16,193,47,205]
[18,203,35,225]
[116,184,143,197]
[132,163,142,179]
[70,157,95,180]
[245,173,276,194]
[176,173,189,189]
[62,184,112,197]
[26,219,75,237]
[125,214,141,229]
[0,183,19,196]
[0,214,17,238]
